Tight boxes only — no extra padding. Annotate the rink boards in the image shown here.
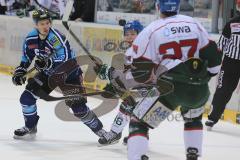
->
[0,15,239,125]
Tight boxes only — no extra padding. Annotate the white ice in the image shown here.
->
[0,74,240,160]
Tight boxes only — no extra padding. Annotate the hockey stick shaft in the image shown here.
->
[37,89,106,102]
[62,24,101,67]
[62,0,101,67]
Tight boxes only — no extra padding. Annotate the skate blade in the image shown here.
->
[97,139,120,147]
[13,133,36,140]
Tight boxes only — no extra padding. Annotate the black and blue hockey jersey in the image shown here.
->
[20,27,76,74]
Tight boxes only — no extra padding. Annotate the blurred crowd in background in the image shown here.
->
[0,0,96,22]
[0,0,212,22]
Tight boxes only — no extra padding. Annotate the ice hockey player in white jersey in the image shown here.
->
[95,0,222,159]
[125,0,223,159]
[98,20,144,146]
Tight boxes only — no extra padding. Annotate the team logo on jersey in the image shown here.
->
[193,60,198,70]
[51,36,61,48]
[231,23,240,33]
[171,26,191,34]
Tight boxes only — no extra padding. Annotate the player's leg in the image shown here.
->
[14,73,52,139]
[181,107,205,160]
[128,86,175,160]
[69,100,106,136]
[98,101,131,145]
[128,117,149,160]
[64,68,107,138]
[206,57,240,128]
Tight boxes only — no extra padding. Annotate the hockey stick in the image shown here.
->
[61,0,101,68]
[36,89,106,101]
[34,0,60,18]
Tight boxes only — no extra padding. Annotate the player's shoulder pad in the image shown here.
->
[25,29,38,40]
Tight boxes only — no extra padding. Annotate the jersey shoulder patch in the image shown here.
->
[48,31,62,48]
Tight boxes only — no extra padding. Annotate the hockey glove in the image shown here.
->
[94,64,114,80]
[12,66,27,86]
[34,58,53,72]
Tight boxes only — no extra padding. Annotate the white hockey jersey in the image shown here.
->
[125,15,210,71]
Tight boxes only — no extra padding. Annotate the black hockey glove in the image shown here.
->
[34,58,53,72]
[12,66,27,86]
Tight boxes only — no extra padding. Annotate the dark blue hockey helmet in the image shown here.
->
[156,0,180,13]
[123,20,144,35]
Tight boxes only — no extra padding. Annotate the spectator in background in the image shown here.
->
[35,0,66,18]
[120,0,155,13]
[195,0,211,9]
[180,0,194,11]
[0,0,7,14]
[1,0,30,16]
[97,0,113,11]
[70,0,96,22]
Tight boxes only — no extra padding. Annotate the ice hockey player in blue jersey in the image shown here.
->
[12,9,108,140]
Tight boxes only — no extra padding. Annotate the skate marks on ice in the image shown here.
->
[204,120,240,139]
[97,144,180,160]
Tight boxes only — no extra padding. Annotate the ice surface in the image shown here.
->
[0,75,239,160]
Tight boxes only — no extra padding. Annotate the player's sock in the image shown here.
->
[111,110,129,134]
[128,136,148,160]
[71,104,104,135]
[184,129,202,158]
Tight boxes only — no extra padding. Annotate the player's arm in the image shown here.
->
[95,26,151,80]
[12,39,36,85]
[195,21,223,77]
[20,39,36,69]
[199,40,223,77]
[217,21,231,52]
[199,41,223,77]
